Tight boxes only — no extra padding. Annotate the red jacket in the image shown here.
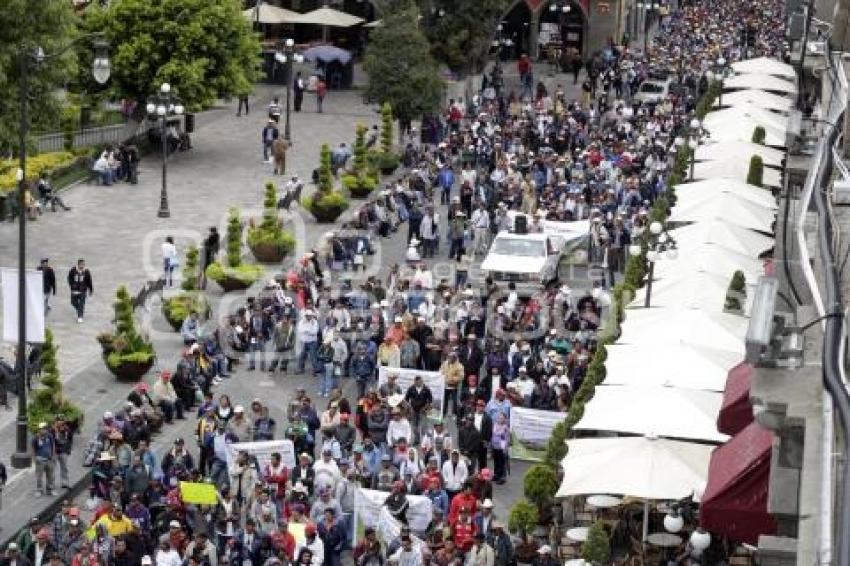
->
[452,519,477,552]
[270,530,297,560]
[448,493,477,524]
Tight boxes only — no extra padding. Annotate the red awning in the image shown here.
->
[717,362,753,436]
[701,422,777,545]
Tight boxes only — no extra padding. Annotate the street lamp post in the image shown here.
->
[146,84,184,218]
[688,117,700,180]
[275,39,304,142]
[637,1,660,56]
[641,221,678,308]
[714,56,729,106]
[11,37,109,469]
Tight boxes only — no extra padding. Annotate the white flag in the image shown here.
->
[2,268,45,343]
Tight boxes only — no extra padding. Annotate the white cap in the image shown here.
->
[481,499,494,508]
[538,545,552,554]
[234,405,245,413]
[394,316,403,323]
[141,557,153,565]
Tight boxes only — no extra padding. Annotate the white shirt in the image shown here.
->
[295,537,325,566]
[388,418,413,444]
[161,242,177,263]
[297,316,319,343]
[471,209,490,229]
[155,549,182,566]
[441,458,469,490]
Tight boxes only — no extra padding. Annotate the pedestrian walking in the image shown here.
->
[269,96,282,123]
[0,458,6,517]
[316,77,327,113]
[200,226,220,290]
[67,258,93,323]
[52,416,73,489]
[262,119,279,163]
[32,422,56,497]
[38,258,56,313]
[162,236,179,287]
[237,93,250,116]
[294,71,305,112]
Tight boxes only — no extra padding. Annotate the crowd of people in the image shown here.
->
[1,0,789,564]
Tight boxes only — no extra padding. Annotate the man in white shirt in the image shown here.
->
[296,310,320,375]
[294,523,325,566]
[470,204,491,256]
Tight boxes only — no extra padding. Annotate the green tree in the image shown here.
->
[523,464,559,512]
[419,0,508,77]
[0,0,76,153]
[380,103,394,155]
[28,330,81,430]
[226,208,244,268]
[180,244,200,291]
[80,0,260,111]
[581,521,611,564]
[508,500,538,541]
[363,3,442,127]
[545,420,569,468]
[318,144,334,193]
[353,124,368,175]
[747,155,764,187]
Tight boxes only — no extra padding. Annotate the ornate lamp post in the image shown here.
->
[146,83,184,218]
[274,38,304,142]
[641,221,678,308]
[11,37,110,469]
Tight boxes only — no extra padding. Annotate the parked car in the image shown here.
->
[634,78,672,104]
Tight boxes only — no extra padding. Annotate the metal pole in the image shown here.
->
[643,259,655,308]
[689,150,695,180]
[285,57,292,141]
[157,110,170,218]
[11,49,32,469]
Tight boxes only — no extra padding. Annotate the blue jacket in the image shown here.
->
[438,168,455,190]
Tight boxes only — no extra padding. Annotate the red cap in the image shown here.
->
[305,523,317,535]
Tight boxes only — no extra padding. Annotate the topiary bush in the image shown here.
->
[747,154,764,187]
[99,286,156,380]
[317,143,334,193]
[581,521,611,564]
[752,126,766,145]
[181,244,200,291]
[725,270,747,312]
[162,293,211,332]
[508,499,538,541]
[206,208,264,291]
[248,182,296,262]
[544,420,568,468]
[380,102,394,155]
[28,329,83,431]
[524,464,559,513]
[305,190,350,223]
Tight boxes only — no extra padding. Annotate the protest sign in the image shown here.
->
[377,367,444,419]
[351,488,433,545]
[510,406,566,461]
[180,481,219,505]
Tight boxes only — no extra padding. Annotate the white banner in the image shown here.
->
[226,439,296,472]
[375,506,426,553]
[510,407,566,448]
[506,212,589,250]
[1,269,45,344]
[353,488,433,534]
[377,367,444,420]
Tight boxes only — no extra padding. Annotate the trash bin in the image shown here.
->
[184,113,195,133]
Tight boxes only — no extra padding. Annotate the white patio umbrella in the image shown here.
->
[674,179,778,210]
[652,243,765,281]
[722,73,798,95]
[669,193,776,233]
[627,270,751,312]
[695,140,785,168]
[670,220,774,257]
[731,57,796,80]
[242,4,301,24]
[290,6,364,26]
[556,436,713,500]
[691,162,782,189]
[574,385,728,443]
[712,89,794,113]
[603,343,742,391]
[704,105,789,136]
[703,116,787,147]
[617,307,748,355]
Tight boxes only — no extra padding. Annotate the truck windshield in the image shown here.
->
[490,238,546,257]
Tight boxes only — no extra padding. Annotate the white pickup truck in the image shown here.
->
[480,232,562,289]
